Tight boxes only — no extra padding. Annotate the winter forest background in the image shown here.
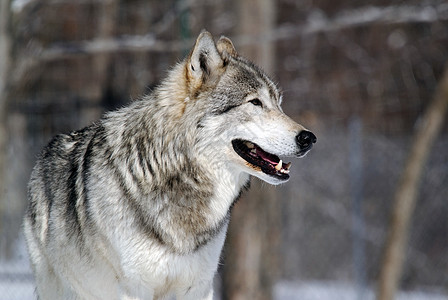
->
[1,0,448,299]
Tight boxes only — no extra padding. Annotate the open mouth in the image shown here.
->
[232,139,291,181]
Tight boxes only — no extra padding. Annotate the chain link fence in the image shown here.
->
[1,0,448,299]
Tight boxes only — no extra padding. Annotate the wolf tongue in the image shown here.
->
[255,145,280,165]
[255,146,291,172]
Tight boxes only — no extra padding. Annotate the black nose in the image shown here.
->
[296,130,317,151]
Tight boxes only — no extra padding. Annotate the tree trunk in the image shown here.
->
[0,0,119,260]
[0,0,13,260]
[376,66,448,300]
[222,1,279,299]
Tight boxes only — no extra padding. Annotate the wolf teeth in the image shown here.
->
[250,148,257,154]
[284,162,292,170]
[245,142,255,149]
[275,160,283,171]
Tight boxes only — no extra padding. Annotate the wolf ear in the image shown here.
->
[216,36,238,59]
[188,31,223,83]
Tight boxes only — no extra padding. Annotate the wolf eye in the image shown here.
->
[249,98,263,107]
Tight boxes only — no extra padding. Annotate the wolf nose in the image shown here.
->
[296,130,317,151]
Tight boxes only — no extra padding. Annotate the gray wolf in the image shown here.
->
[23,31,316,300]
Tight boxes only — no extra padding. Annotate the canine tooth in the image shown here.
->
[246,142,255,149]
[285,162,292,170]
[250,148,257,154]
[275,160,282,171]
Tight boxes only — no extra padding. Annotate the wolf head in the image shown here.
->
[161,31,316,185]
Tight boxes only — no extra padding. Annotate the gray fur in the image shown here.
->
[23,31,315,300]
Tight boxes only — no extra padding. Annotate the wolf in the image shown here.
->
[23,31,316,300]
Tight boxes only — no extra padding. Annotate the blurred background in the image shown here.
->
[0,0,447,299]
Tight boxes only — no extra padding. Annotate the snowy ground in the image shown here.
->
[0,255,34,300]
[274,281,447,300]
[1,275,447,300]
[1,240,446,300]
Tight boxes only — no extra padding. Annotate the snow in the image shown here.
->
[274,280,447,300]
[0,280,35,300]
[1,275,447,300]
[1,238,445,299]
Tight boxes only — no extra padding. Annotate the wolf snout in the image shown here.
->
[296,130,317,153]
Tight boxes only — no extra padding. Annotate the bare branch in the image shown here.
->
[376,65,448,300]
[10,3,448,91]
